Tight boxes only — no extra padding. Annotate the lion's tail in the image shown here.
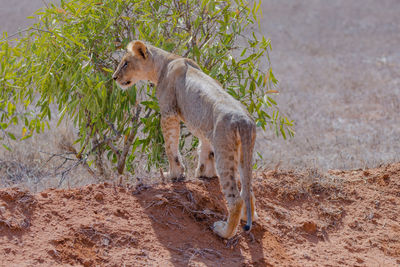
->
[237,117,256,231]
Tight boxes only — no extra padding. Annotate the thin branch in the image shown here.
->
[105,118,122,138]
[41,0,50,9]
[105,138,121,157]
[3,28,54,41]
[117,106,142,174]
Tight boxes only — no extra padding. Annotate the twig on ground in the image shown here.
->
[225,234,241,249]
[132,181,151,195]
[167,245,222,260]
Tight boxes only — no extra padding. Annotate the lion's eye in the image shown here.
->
[122,61,128,69]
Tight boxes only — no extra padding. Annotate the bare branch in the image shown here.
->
[2,27,54,41]
[117,106,142,174]
[105,118,122,138]
[105,138,121,157]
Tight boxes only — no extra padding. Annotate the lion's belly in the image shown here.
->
[178,104,214,141]
[175,66,242,141]
[183,119,211,140]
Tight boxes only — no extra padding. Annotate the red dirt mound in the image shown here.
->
[0,163,399,266]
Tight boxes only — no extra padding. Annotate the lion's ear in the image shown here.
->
[127,40,148,59]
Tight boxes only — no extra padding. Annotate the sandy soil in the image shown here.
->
[1,163,399,266]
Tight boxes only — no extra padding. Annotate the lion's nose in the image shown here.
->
[112,74,117,80]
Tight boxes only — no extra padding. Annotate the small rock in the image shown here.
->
[20,218,30,229]
[40,192,48,198]
[47,249,59,258]
[102,237,110,246]
[382,173,390,184]
[0,191,14,202]
[63,192,72,199]
[302,221,317,234]
[94,192,104,201]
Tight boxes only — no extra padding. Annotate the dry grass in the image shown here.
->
[0,113,167,191]
[0,118,96,191]
[258,167,347,204]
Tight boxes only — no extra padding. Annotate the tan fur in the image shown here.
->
[113,40,257,239]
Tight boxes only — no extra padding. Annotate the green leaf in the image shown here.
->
[102,67,114,73]
[7,132,16,140]
[2,144,11,151]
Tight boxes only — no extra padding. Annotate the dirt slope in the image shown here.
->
[1,163,399,266]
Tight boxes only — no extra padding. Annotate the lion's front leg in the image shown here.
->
[161,116,185,181]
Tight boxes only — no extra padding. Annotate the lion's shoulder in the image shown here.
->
[161,57,202,82]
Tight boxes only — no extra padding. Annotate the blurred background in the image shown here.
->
[258,0,400,170]
[0,0,45,33]
[1,0,399,190]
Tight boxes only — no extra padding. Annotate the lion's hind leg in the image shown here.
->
[212,137,243,239]
[240,191,258,222]
[195,139,218,179]
[237,118,257,231]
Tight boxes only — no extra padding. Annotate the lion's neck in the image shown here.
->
[148,46,180,85]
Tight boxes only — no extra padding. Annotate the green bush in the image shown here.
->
[0,0,293,176]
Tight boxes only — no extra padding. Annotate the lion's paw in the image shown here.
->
[163,171,185,182]
[212,220,235,239]
[195,165,218,180]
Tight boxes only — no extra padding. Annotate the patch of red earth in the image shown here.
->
[0,163,399,266]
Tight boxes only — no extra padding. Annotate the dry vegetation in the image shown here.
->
[0,116,164,191]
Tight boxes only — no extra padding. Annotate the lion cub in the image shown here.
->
[112,40,258,239]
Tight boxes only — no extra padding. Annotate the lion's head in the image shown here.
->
[112,40,153,90]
